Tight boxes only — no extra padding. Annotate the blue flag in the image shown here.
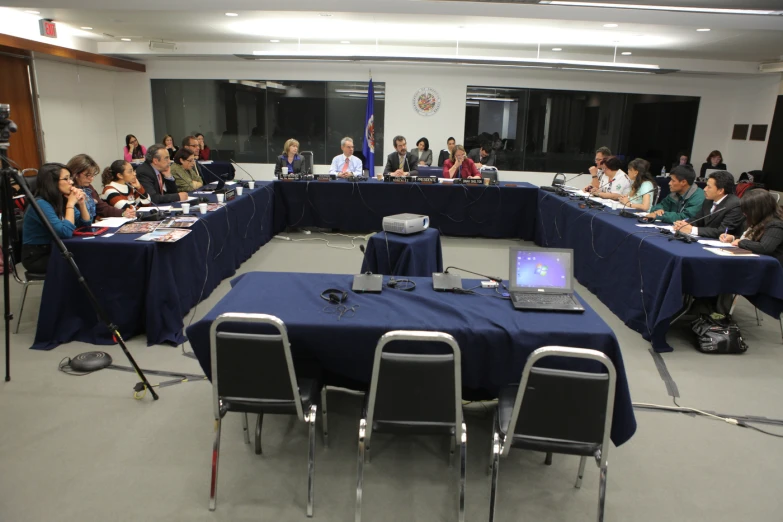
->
[362,79,375,174]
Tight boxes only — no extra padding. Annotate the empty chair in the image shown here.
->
[209,312,327,517]
[9,215,45,334]
[356,330,466,522]
[488,346,617,522]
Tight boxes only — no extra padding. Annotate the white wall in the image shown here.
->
[32,57,783,184]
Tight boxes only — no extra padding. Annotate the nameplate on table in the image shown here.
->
[315,174,332,182]
[224,188,236,201]
[414,176,438,184]
[464,178,484,185]
[385,175,412,183]
[281,174,301,181]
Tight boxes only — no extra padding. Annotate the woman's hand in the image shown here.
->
[720,234,735,243]
[122,206,137,218]
[66,189,79,207]
[131,177,142,189]
[618,196,630,205]
[731,239,741,247]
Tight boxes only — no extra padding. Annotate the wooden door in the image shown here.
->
[0,54,41,172]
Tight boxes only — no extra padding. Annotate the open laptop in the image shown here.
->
[508,247,584,313]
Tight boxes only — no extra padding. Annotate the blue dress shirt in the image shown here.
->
[329,154,363,176]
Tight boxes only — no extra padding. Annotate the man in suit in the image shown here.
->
[673,170,745,238]
[437,137,456,167]
[136,144,189,204]
[468,143,496,169]
[383,135,419,177]
[181,135,206,183]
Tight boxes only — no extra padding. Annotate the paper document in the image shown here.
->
[635,224,674,231]
[138,206,171,212]
[703,247,758,257]
[698,240,736,248]
[198,160,214,165]
[92,217,132,228]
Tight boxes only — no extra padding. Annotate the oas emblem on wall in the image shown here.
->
[412,87,441,116]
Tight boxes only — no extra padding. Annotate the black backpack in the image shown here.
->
[691,315,748,354]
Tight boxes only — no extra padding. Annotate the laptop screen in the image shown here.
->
[511,250,572,290]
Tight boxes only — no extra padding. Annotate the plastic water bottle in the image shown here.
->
[661,166,667,177]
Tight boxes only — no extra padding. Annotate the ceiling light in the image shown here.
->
[319,13,332,17]
[341,40,350,44]
[603,24,618,28]
[121,38,131,41]
[270,39,280,43]
[552,48,562,51]
[24,10,40,14]
[696,28,711,32]
[622,52,632,55]
[539,1,783,16]
[81,27,93,30]
[225,13,239,17]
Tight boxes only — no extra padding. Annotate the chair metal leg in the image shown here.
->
[355,419,367,522]
[575,456,587,488]
[14,282,29,334]
[209,418,222,511]
[729,295,738,316]
[449,433,456,467]
[488,432,501,522]
[255,413,264,455]
[597,462,608,522]
[544,452,553,465]
[242,413,250,444]
[307,405,316,518]
[321,387,329,448]
[755,307,761,326]
[670,295,695,325]
[458,422,466,522]
[779,313,783,344]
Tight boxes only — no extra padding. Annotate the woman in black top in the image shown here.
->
[162,134,178,159]
[699,150,727,179]
[721,189,783,264]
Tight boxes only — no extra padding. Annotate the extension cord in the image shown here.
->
[274,235,292,241]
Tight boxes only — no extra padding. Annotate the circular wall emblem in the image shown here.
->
[412,87,441,116]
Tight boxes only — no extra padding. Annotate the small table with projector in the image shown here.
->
[360,223,443,277]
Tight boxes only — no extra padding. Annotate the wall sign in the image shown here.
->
[412,87,441,117]
[39,19,57,38]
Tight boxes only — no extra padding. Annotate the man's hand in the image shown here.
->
[393,169,405,177]
[419,161,426,166]
[338,172,352,179]
[651,209,665,217]
[673,221,692,235]
[178,192,189,201]
[589,166,598,176]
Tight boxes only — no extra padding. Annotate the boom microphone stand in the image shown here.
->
[0,103,157,399]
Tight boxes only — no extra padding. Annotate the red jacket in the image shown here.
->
[199,146,211,161]
[443,158,480,179]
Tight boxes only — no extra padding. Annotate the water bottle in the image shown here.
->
[661,166,667,177]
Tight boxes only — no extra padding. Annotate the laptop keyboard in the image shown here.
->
[513,293,575,305]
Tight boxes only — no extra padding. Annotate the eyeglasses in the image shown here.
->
[59,177,72,182]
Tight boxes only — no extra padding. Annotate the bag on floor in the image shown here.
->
[691,314,748,354]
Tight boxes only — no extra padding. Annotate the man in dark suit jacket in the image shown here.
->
[136,144,189,204]
[673,170,745,239]
[468,143,496,168]
[383,135,419,177]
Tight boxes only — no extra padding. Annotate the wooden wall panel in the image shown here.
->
[0,54,40,171]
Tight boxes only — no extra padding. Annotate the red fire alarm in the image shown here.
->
[39,19,57,38]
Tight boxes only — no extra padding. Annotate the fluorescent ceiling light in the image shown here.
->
[341,41,350,44]
[468,97,519,102]
[552,48,563,51]
[225,12,238,17]
[603,24,618,28]
[270,39,280,42]
[24,10,40,14]
[696,28,711,32]
[622,51,632,55]
[561,67,652,74]
[121,38,131,41]
[539,1,783,15]
[81,26,93,30]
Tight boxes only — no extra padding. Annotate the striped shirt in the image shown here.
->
[101,182,151,210]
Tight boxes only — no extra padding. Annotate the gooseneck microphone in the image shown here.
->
[230,159,255,181]
[670,204,738,243]
[199,161,222,185]
[444,266,504,284]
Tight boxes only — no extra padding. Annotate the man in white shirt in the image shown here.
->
[588,156,631,200]
[583,146,612,192]
[329,137,364,178]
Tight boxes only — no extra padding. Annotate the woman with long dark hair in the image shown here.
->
[619,158,656,211]
[124,134,147,161]
[162,134,178,159]
[67,154,135,219]
[101,160,151,212]
[414,137,432,166]
[721,190,783,263]
[22,163,92,272]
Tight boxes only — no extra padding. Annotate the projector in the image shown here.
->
[382,213,429,235]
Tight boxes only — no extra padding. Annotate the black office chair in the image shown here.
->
[208,313,327,517]
[488,346,617,522]
[356,330,466,522]
[301,151,314,175]
[9,215,46,333]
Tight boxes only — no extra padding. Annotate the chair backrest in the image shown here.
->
[481,167,499,183]
[301,151,314,175]
[209,313,303,419]
[366,331,463,438]
[504,346,616,467]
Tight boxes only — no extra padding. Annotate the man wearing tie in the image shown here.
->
[135,144,189,204]
[329,137,364,178]
[383,135,419,177]
[673,170,746,238]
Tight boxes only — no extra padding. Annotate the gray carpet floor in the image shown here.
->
[1,232,782,522]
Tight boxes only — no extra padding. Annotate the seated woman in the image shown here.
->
[22,163,92,272]
[672,151,692,171]
[721,189,783,264]
[618,158,656,212]
[123,134,146,162]
[170,149,204,192]
[67,154,135,219]
[162,134,179,159]
[101,160,152,212]
[588,156,631,200]
[414,137,432,166]
[274,138,304,177]
[700,150,727,179]
[443,145,481,179]
[196,133,211,161]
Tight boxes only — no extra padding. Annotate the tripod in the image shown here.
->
[0,103,157,399]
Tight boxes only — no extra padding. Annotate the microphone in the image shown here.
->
[404,154,410,176]
[457,164,462,179]
[682,203,737,227]
[617,187,655,218]
[444,266,504,284]
[669,205,737,243]
[230,159,255,182]
[199,161,222,185]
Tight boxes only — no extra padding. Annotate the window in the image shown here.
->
[151,80,385,166]
[465,86,700,174]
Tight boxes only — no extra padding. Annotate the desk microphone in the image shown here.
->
[444,266,504,284]
[617,187,655,218]
[669,205,737,243]
[199,161,222,185]
[681,204,737,227]
[230,159,255,183]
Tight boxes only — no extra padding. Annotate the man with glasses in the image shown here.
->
[170,149,204,192]
[329,137,364,178]
[136,144,190,204]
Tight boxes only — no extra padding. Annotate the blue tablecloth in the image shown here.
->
[186,271,636,446]
[31,183,275,350]
[273,179,538,239]
[535,191,783,352]
[361,228,443,277]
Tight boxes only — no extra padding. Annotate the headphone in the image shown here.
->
[320,288,347,304]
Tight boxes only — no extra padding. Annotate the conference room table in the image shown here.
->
[273,179,538,239]
[535,191,783,352]
[186,271,637,446]
[361,228,443,277]
[31,182,274,350]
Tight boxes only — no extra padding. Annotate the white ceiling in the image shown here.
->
[4,1,783,63]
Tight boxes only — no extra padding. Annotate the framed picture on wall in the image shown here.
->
[732,124,749,140]
[750,125,768,141]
